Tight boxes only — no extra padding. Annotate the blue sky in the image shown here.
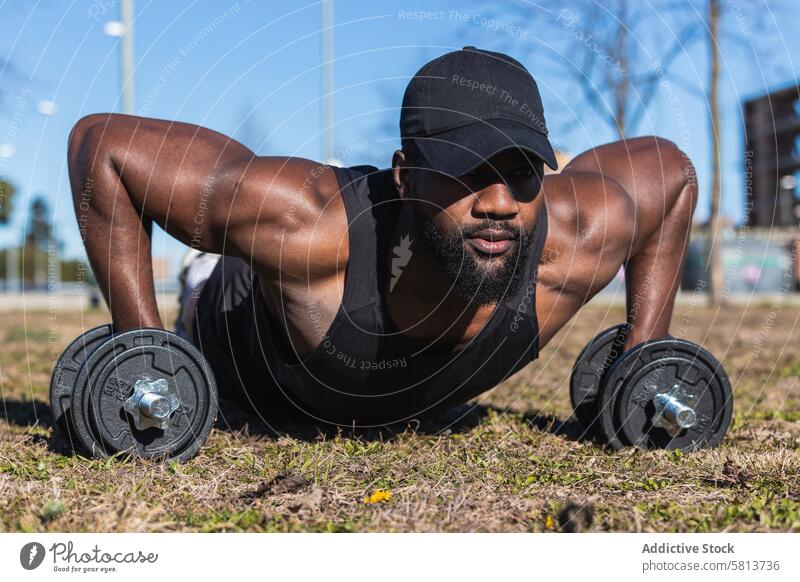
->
[0,0,797,273]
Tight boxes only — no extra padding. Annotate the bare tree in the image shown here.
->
[502,0,700,140]
[698,0,784,306]
[500,0,786,305]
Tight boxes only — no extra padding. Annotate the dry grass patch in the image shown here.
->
[1,305,798,532]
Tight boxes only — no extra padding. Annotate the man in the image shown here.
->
[67,47,696,426]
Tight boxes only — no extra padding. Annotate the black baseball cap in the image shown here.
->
[400,46,557,176]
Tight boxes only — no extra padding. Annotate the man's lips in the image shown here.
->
[467,229,516,255]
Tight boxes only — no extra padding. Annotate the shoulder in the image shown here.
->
[542,170,635,252]
[218,156,348,278]
[564,136,688,166]
[537,170,636,296]
[560,136,695,194]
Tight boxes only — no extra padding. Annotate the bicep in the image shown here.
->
[71,114,256,252]
[563,136,693,248]
[540,173,635,296]
[207,156,346,277]
[70,114,344,274]
[563,136,691,208]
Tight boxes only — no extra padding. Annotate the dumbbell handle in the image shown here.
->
[653,392,697,430]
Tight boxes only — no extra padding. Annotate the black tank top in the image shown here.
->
[193,165,548,426]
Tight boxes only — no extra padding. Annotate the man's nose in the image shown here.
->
[471,183,518,220]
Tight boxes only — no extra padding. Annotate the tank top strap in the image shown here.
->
[503,202,549,309]
[328,165,387,311]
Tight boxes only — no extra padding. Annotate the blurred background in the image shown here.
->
[0,0,798,310]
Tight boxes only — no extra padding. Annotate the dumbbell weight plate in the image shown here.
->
[615,339,733,451]
[597,341,644,450]
[49,324,114,448]
[71,328,218,462]
[570,324,629,430]
[597,338,733,451]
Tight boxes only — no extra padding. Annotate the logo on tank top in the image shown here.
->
[390,235,413,292]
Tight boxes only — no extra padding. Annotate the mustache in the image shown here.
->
[459,220,524,240]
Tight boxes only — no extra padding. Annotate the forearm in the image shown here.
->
[565,137,698,350]
[623,179,696,350]
[68,113,261,330]
[623,242,684,349]
[69,130,162,331]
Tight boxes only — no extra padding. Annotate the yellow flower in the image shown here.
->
[363,489,392,504]
[545,515,555,530]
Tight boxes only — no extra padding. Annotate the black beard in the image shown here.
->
[414,203,533,306]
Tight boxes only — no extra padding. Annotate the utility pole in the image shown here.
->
[707,0,723,306]
[103,0,135,114]
[121,0,135,114]
[321,0,335,164]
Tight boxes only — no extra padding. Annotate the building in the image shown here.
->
[743,83,800,226]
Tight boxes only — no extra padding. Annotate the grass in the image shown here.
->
[0,304,798,532]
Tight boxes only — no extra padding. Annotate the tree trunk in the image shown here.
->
[707,0,724,306]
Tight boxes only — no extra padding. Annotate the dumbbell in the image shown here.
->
[50,325,218,462]
[570,325,734,451]
[570,324,630,433]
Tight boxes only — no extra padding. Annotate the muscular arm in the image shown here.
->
[67,113,341,331]
[562,136,698,348]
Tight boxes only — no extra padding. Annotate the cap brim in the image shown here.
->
[412,118,558,177]
[412,119,558,176]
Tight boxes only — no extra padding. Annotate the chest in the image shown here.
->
[259,273,343,356]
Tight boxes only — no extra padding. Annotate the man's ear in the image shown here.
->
[536,160,546,180]
[392,149,411,199]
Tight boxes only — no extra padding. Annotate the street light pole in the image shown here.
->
[37,101,58,291]
[120,0,135,114]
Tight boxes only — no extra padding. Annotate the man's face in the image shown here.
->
[408,148,545,305]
